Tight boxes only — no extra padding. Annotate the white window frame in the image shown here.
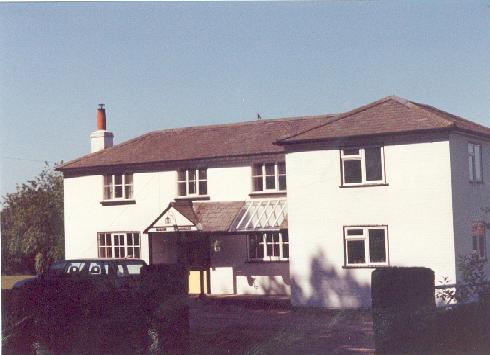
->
[468,143,483,182]
[177,168,208,197]
[344,226,389,267]
[247,231,289,261]
[97,232,141,259]
[340,147,385,186]
[252,162,287,192]
[103,174,133,200]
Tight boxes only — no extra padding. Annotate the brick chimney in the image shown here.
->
[90,104,114,153]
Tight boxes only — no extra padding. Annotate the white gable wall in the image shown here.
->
[286,140,456,308]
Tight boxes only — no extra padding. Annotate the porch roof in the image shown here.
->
[144,199,288,234]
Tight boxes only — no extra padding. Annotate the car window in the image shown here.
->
[48,261,67,275]
[126,263,144,275]
[116,264,125,276]
[65,262,85,273]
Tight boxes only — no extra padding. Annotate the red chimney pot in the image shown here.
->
[96,104,106,130]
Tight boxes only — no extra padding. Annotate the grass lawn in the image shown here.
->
[1,275,34,290]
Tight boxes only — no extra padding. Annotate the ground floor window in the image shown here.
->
[472,222,487,260]
[344,226,388,267]
[98,232,141,259]
[248,231,289,261]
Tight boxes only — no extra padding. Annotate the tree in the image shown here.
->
[1,163,64,274]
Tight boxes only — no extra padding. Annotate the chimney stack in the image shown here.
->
[90,103,114,153]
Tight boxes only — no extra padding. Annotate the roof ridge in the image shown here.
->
[278,96,397,142]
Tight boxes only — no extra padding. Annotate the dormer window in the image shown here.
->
[103,174,133,200]
[178,168,207,196]
[252,162,286,192]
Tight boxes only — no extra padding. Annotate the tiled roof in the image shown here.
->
[193,201,245,232]
[58,115,334,172]
[278,96,490,144]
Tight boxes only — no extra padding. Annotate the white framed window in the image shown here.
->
[177,168,207,196]
[252,162,286,192]
[472,222,487,260]
[98,232,141,259]
[341,147,385,186]
[103,174,133,200]
[248,231,289,261]
[468,143,482,182]
[344,226,388,267]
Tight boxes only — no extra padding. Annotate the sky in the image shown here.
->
[1,1,489,197]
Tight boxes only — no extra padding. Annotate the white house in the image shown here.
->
[58,96,490,308]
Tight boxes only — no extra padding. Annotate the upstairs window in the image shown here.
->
[468,143,482,182]
[178,168,207,196]
[344,226,388,267]
[252,162,286,192]
[248,231,289,261]
[341,147,385,186]
[103,174,133,200]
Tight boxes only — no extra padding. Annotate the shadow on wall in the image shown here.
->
[250,250,372,308]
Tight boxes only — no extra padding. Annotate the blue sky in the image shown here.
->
[1,1,489,197]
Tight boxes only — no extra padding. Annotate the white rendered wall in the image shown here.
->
[449,133,490,280]
[286,141,456,308]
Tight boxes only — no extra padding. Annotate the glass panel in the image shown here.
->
[365,147,383,181]
[127,247,134,258]
[178,170,186,181]
[347,240,365,264]
[257,242,264,258]
[125,186,133,199]
[104,186,112,200]
[115,186,123,198]
[178,182,186,196]
[273,244,280,257]
[127,264,143,274]
[99,235,105,246]
[343,148,360,156]
[474,145,482,181]
[114,174,122,185]
[279,175,286,191]
[278,162,286,174]
[266,233,273,243]
[469,155,475,181]
[369,229,386,263]
[198,169,207,180]
[265,176,275,189]
[106,248,112,258]
[347,229,363,236]
[115,248,120,258]
[124,174,133,184]
[252,164,263,176]
[282,232,288,242]
[134,234,140,245]
[188,170,196,181]
[283,244,289,259]
[265,163,275,175]
[468,143,475,154]
[199,181,207,195]
[105,234,112,245]
[343,160,362,183]
[273,233,280,242]
[267,244,272,256]
[127,234,133,245]
[253,177,263,191]
[99,248,106,258]
[134,248,140,259]
[104,175,112,185]
[188,180,196,194]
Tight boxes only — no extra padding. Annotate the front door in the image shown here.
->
[179,238,210,294]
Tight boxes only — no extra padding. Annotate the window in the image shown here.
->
[341,147,384,186]
[468,143,482,182]
[248,231,289,261]
[178,169,207,196]
[252,162,286,192]
[98,232,141,259]
[344,226,388,266]
[103,174,133,200]
[472,222,487,260]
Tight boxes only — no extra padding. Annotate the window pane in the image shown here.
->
[344,160,362,183]
[99,248,106,258]
[104,186,112,200]
[265,176,275,189]
[188,180,196,194]
[188,170,196,181]
[266,233,273,243]
[134,248,140,259]
[198,169,207,180]
[278,175,287,191]
[115,248,120,258]
[469,156,475,181]
[347,240,365,264]
[347,229,363,236]
[273,233,280,242]
[365,147,383,181]
[125,186,133,199]
[127,234,133,245]
[178,182,186,196]
[115,186,123,198]
[343,148,360,156]
[124,174,133,184]
[273,244,280,257]
[199,181,207,195]
[474,145,482,181]
[114,174,122,185]
[99,235,105,246]
[278,162,286,174]
[178,170,186,181]
[253,177,263,191]
[266,244,272,256]
[257,242,264,258]
[283,244,289,259]
[265,163,275,175]
[252,164,263,176]
[134,233,140,245]
[369,229,386,263]
[104,175,112,185]
[282,232,288,242]
[105,234,112,245]
[106,248,112,258]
